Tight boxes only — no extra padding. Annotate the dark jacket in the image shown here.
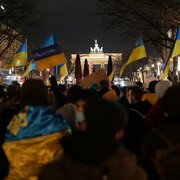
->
[0,145,9,179]
[39,133,147,180]
[131,100,151,116]
[0,98,19,144]
[49,76,66,108]
[122,101,151,157]
[141,117,180,180]
[99,87,109,97]
[145,98,164,128]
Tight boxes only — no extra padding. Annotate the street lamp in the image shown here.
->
[157,62,161,76]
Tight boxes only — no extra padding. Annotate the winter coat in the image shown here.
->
[122,101,151,157]
[141,117,180,180]
[145,99,164,128]
[39,133,147,180]
[103,89,118,102]
[142,93,158,106]
[0,145,9,179]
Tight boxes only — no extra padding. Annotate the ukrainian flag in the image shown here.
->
[41,32,56,48]
[3,106,69,180]
[162,27,180,79]
[32,32,66,71]
[23,62,37,77]
[23,33,56,76]
[9,39,28,68]
[60,63,68,79]
[108,67,115,82]
[120,36,147,77]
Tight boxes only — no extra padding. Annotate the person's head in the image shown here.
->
[136,81,143,87]
[111,85,120,97]
[162,84,180,118]
[12,81,20,88]
[75,89,99,128]
[155,80,171,99]
[99,80,109,90]
[20,79,49,107]
[66,85,82,104]
[84,99,127,141]
[7,85,18,98]
[148,80,158,93]
[127,86,144,104]
[119,86,127,98]
[58,84,67,95]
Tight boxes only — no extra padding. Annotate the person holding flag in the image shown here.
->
[120,36,147,77]
[162,27,180,80]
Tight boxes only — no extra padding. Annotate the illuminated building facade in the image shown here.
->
[71,40,122,74]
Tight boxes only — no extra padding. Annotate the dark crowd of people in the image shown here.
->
[0,74,180,180]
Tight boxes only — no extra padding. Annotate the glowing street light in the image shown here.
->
[0,5,5,11]
[157,62,161,76]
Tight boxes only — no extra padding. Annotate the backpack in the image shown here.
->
[153,129,180,179]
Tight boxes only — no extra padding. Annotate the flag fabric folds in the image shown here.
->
[162,27,180,79]
[41,32,56,48]
[120,36,147,77]
[32,44,66,71]
[108,67,115,82]
[60,63,68,79]
[9,39,27,68]
[171,27,180,58]
[3,105,69,179]
[5,106,68,141]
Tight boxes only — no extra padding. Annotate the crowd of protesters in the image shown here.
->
[0,73,180,180]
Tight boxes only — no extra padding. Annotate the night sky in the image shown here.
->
[28,0,132,57]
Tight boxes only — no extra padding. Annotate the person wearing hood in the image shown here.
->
[39,99,147,180]
[3,79,69,180]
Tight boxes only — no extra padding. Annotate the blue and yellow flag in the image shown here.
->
[23,33,56,76]
[32,32,66,71]
[32,44,66,70]
[162,27,180,79]
[120,36,147,77]
[23,62,37,77]
[3,105,69,179]
[41,32,56,48]
[60,63,68,79]
[9,39,28,68]
[108,67,115,82]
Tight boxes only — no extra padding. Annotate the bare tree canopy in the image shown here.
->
[0,0,43,58]
[98,0,180,60]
